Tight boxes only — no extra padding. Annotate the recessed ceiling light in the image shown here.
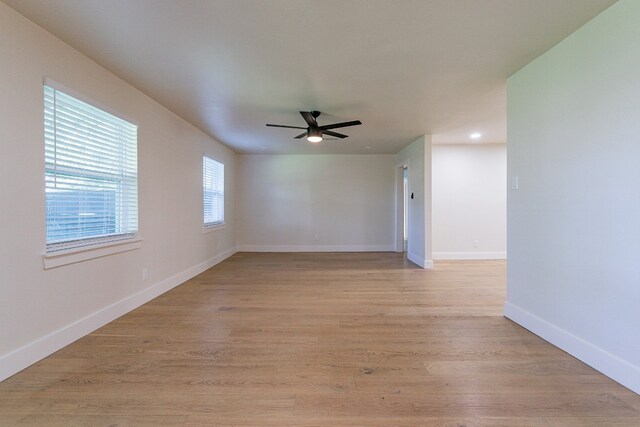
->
[470,132,482,140]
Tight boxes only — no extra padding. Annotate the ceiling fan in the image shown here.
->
[266,111,362,143]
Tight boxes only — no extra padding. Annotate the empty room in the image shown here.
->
[1,0,639,425]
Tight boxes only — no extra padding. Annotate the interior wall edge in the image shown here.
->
[0,247,237,383]
[504,301,640,395]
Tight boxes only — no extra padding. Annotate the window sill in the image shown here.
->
[42,237,143,269]
[203,224,226,234]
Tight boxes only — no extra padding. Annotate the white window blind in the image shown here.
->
[203,156,224,227]
[44,84,138,252]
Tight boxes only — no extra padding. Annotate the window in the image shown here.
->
[203,156,224,227]
[44,83,138,253]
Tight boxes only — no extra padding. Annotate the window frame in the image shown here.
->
[42,78,140,267]
[202,155,225,230]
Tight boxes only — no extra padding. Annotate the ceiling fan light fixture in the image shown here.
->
[307,128,323,143]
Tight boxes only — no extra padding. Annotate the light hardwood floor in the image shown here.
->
[1,253,639,426]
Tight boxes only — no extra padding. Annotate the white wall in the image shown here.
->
[0,3,236,381]
[237,154,395,251]
[396,136,432,268]
[505,0,640,393]
[432,144,506,259]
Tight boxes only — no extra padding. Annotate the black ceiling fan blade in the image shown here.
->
[266,124,307,129]
[320,120,362,130]
[300,111,317,127]
[323,130,348,139]
[294,131,307,139]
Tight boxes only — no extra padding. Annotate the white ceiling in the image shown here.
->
[4,0,616,154]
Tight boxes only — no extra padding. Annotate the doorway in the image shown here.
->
[403,166,408,252]
[396,162,409,253]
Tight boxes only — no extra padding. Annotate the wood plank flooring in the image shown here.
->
[1,252,638,426]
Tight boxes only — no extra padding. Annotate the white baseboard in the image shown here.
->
[433,251,506,260]
[0,247,237,382]
[504,301,640,395]
[237,244,396,252]
[407,251,434,269]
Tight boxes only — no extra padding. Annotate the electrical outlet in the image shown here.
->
[473,240,479,248]
[142,268,148,281]
[313,234,319,242]
[511,175,519,190]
